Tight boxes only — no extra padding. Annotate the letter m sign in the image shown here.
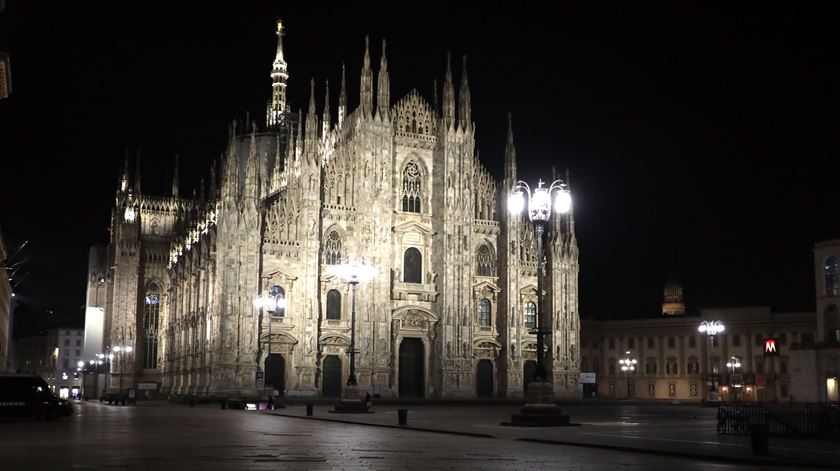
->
[764,338,779,357]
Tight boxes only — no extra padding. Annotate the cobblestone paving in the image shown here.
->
[0,401,795,470]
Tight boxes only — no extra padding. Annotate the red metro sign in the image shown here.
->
[764,338,780,357]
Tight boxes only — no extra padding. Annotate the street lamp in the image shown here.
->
[502,177,574,427]
[698,319,724,400]
[618,351,637,398]
[725,356,742,402]
[508,178,571,383]
[112,344,133,396]
[255,285,287,394]
[330,258,376,412]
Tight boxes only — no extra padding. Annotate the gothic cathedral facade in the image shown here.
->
[88,21,581,399]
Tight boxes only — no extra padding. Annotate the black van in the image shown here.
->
[0,374,71,420]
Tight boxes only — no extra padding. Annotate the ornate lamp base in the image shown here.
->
[502,381,573,427]
[330,386,372,414]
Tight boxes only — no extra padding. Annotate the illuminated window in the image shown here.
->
[826,257,839,296]
[478,298,491,327]
[401,161,422,213]
[324,231,342,265]
[143,282,160,369]
[326,289,341,320]
[524,302,536,330]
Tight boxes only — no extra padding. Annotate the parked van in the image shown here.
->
[0,374,72,419]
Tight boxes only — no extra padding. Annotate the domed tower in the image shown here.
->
[662,280,685,316]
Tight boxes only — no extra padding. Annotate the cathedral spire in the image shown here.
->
[360,35,373,117]
[305,78,318,144]
[267,19,289,127]
[432,78,438,113]
[134,149,141,193]
[120,149,129,193]
[322,79,331,138]
[376,38,390,121]
[504,113,517,187]
[458,55,471,129]
[338,62,347,128]
[209,160,217,200]
[172,154,180,198]
[442,52,455,128]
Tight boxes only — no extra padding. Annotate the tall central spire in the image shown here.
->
[376,39,390,120]
[266,19,289,127]
[360,36,373,117]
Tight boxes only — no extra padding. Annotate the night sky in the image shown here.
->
[0,3,837,323]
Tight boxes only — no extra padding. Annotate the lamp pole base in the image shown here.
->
[330,385,372,414]
[502,381,574,427]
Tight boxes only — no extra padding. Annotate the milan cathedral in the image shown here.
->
[86,20,581,399]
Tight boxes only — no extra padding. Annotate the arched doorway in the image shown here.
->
[322,355,343,398]
[476,360,494,398]
[265,353,285,396]
[523,360,537,396]
[399,338,424,398]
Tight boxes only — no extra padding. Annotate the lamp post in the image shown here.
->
[329,258,376,412]
[502,178,573,427]
[112,344,133,396]
[725,356,742,402]
[618,351,637,398]
[508,179,571,383]
[698,320,724,401]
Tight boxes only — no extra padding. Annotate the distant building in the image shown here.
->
[787,239,840,403]
[15,328,85,397]
[0,227,10,371]
[581,306,814,402]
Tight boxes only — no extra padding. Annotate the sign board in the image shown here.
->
[764,338,779,357]
[137,382,157,391]
[256,371,264,380]
[579,372,596,384]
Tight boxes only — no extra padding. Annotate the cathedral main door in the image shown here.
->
[265,353,285,395]
[322,355,342,398]
[476,360,493,398]
[399,338,424,398]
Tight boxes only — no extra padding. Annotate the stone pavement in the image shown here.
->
[267,401,840,468]
[0,400,800,470]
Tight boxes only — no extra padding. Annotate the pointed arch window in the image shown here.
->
[476,244,495,277]
[826,256,839,296]
[324,231,342,265]
[524,302,536,330]
[401,161,422,213]
[478,298,491,327]
[403,248,422,283]
[326,289,341,320]
[143,282,160,369]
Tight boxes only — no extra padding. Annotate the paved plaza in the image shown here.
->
[0,400,835,469]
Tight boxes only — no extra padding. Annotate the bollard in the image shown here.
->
[189,398,196,407]
[306,403,314,416]
[220,399,227,410]
[398,408,408,425]
[750,424,769,455]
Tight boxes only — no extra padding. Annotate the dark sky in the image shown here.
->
[0,2,837,321]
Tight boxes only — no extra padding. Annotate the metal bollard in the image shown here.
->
[398,408,408,425]
[306,403,314,416]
